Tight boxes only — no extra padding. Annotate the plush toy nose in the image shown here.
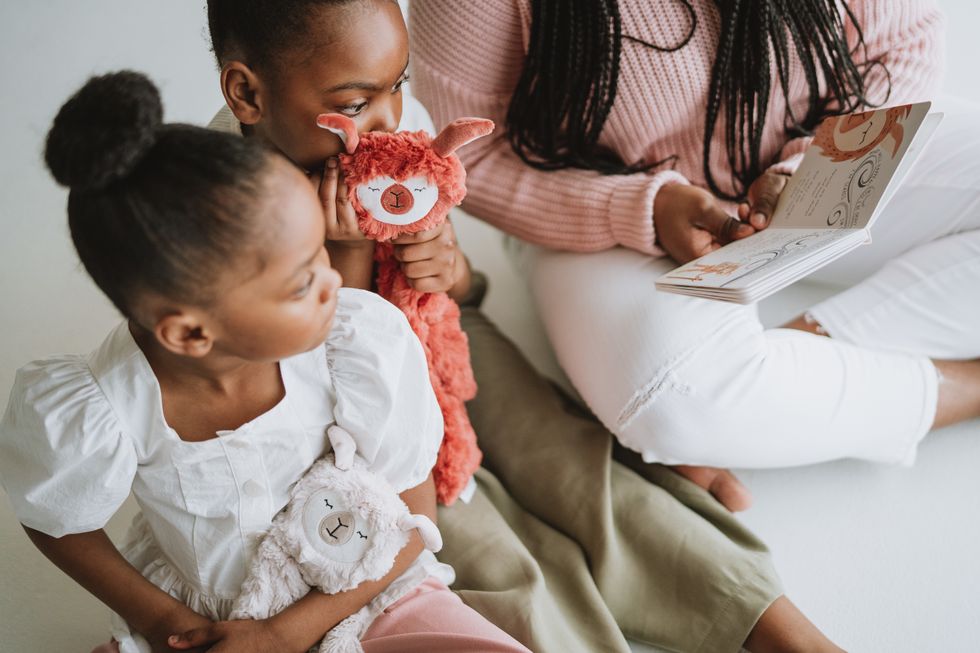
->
[381,183,414,215]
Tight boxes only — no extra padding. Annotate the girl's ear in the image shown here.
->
[315,113,360,154]
[155,313,215,358]
[431,118,495,158]
[220,61,265,126]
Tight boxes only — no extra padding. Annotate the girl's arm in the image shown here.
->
[447,248,472,303]
[315,157,375,290]
[24,527,212,653]
[326,240,375,291]
[170,473,438,653]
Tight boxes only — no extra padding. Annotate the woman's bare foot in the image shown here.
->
[783,312,827,336]
[671,465,753,511]
[745,596,846,653]
[933,358,980,428]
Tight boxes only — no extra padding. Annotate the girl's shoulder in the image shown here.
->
[325,289,443,493]
[330,287,416,341]
[0,323,139,537]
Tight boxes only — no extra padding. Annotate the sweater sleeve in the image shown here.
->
[769,0,945,176]
[409,0,685,256]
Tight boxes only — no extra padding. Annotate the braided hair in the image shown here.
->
[506,0,888,200]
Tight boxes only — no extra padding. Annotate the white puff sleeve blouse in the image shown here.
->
[0,288,448,642]
[0,357,137,538]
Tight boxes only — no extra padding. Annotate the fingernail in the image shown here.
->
[326,158,337,169]
[751,212,766,228]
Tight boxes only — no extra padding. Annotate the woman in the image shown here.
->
[411,0,980,477]
[412,0,978,649]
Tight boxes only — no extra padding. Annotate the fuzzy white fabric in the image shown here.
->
[230,426,442,653]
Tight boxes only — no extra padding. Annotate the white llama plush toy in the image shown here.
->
[230,425,443,653]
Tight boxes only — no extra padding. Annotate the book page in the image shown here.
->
[658,227,862,290]
[771,102,931,231]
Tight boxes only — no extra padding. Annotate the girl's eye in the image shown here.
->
[368,186,381,192]
[339,102,368,117]
[393,74,410,93]
[413,187,425,192]
[294,272,315,298]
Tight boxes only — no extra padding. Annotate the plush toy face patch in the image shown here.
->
[355,174,439,225]
[314,113,494,241]
[302,488,373,564]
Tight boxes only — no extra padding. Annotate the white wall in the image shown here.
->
[0,1,977,407]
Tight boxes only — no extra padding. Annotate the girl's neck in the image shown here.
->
[129,321,286,442]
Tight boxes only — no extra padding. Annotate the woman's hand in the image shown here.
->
[167,618,297,653]
[737,171,791,230]
[653,184,756,264]
[391,220,466,294]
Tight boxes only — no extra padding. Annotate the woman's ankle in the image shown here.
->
[932,358,980,429]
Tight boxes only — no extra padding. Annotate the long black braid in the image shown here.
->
[506,0,889,200]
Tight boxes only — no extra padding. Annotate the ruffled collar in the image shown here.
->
[86,322,325,447]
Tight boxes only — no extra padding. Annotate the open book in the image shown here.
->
[655,102,942,304]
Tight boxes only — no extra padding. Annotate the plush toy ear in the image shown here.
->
[316,113,360,154]
[431,118,495,158]
[398,514,443,552]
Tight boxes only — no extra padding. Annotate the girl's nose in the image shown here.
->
[320,268,342,304]
[381,183,414,214]
[373,98,400,134]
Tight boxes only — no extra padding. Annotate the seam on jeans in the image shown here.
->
[616,341,700,431]
[816,253,980,346]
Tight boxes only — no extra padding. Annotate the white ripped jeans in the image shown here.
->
[507,108,980,469]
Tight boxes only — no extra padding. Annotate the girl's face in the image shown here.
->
[208,156,343,361]
[256,0,409,170]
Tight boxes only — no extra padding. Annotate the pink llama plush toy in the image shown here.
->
[315,113,495,505]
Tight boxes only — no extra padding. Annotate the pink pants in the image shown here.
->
[90,578,528,653]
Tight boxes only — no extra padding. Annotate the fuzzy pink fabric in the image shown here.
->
[409,0,945,255]
[339,127,486,506]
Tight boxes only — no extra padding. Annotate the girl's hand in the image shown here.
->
[391,220,465,294]
[167,618,297,653]
[312,158,370,245]
[143,606,212,653]
[737,171,791,230]
[653,184,756,264]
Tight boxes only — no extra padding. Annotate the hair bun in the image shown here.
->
[45,70,163,192]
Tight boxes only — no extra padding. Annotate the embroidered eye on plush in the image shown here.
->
[355,175,439,226]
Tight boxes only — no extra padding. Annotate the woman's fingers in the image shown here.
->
[697,203,753,247]
[747,172,789,229]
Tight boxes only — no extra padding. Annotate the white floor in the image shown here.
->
[1,2,979,652]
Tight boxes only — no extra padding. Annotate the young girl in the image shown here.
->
[202,1,846,651]
[0,71,528,653]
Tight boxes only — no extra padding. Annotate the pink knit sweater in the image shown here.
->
[409,1,945,255]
